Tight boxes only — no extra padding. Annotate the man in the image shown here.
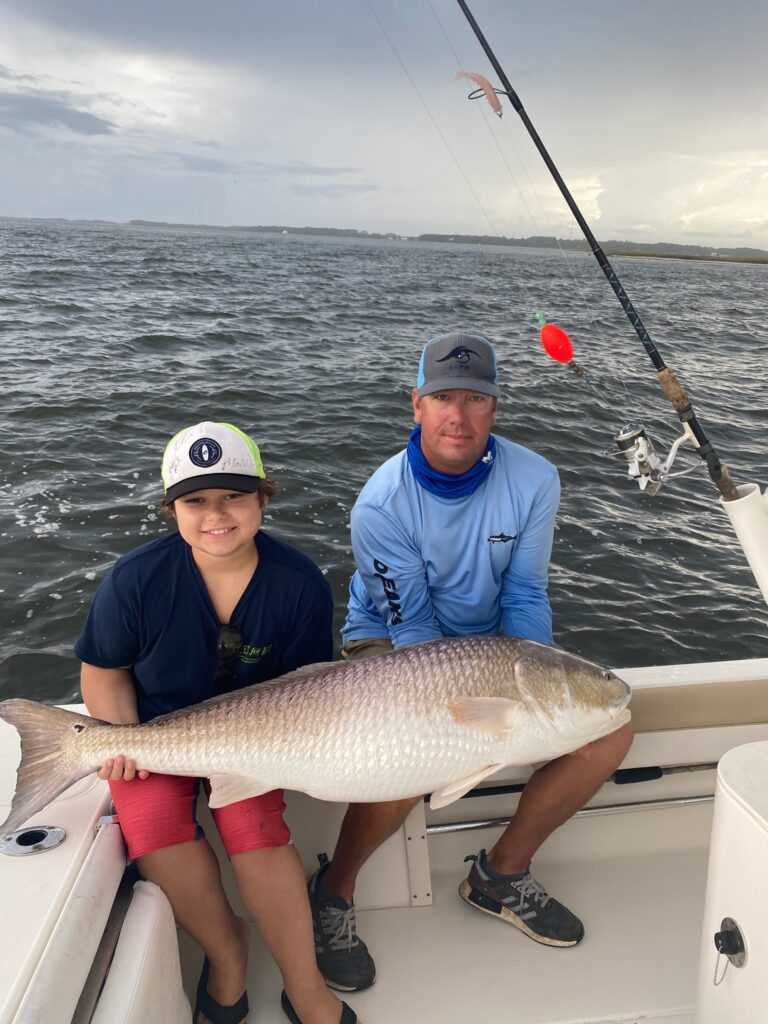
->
[308,332,633,992]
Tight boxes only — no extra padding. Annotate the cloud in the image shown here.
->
[0,2,764,245]
[0,88,116,135]
[128,148,366,182]
[0,1,396,76]
[569,178,604,222]
[0,64,41,84]
[509,175,604,233]
[614,224,653,234]
[149,150,247,175]
[287,183,381,199]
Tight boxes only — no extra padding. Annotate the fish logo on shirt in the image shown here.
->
[488,533,517,544]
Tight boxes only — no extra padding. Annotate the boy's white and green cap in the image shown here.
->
[161,421,266,505]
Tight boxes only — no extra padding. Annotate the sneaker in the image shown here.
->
[458,850,585,947]
[307,859,376,991]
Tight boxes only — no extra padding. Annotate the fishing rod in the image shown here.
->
[455,0,739,503]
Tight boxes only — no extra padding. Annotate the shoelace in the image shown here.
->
[503,873,551,912]
[319,904,360,951]
[466,854,553,915]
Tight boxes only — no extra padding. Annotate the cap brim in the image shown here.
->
[163,474,263,505]
[418,378,499,399]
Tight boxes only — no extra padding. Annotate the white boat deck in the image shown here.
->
[178,803,710,1024]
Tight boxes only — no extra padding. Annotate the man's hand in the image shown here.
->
[97,755,149,781]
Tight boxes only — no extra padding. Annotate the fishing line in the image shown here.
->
[366,3,570,363]
[370,0,638,424]
[368,0,685,470]
[365,0,504,244]
[426,7,602,305]
[365,1,597,402]
[424,0,638,408]
[455,0,739,501]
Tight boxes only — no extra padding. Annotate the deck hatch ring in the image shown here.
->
[0,825,66,856]
[713,917,747,984]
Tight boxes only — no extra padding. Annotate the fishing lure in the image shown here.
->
[455,70,504,118]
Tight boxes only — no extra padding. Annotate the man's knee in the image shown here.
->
[342,796,423,839]
[341,637,394,661]
[348,794,422,818]
[570,721,634,765]
[609,721,634,760]
[400,793,423,812]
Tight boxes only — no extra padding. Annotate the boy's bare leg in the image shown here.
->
[138,839,249,1023]
[233,844,350,1024]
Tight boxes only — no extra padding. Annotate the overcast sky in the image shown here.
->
[1,0,766,247]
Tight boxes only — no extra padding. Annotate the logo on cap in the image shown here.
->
[436,346,479,365]
[189,438,222,468]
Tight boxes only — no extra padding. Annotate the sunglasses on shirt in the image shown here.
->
[213,624,244,695]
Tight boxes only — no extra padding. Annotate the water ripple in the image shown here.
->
[1,220,767,698]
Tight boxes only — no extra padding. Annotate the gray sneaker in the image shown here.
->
[458,850,585,947]
[307,859,376,992]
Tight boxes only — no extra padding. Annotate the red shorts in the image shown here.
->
[108,774,291,860]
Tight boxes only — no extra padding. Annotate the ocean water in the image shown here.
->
[1,218,767,703]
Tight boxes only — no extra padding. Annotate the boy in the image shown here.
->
[77,421,356,1024]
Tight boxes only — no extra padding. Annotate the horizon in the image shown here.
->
[3,213,767,258]
[1,2,766,250]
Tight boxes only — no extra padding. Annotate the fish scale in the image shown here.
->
[0,635,631,840]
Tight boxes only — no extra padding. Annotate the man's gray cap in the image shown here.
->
[416,331,500,398]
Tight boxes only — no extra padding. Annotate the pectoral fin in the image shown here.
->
[207,774,272,809]
[430,764,505,810]
[447,696,524,734]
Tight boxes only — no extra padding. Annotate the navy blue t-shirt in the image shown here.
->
[75,530,333,722]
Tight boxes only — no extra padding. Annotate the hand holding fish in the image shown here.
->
[96,755,149,782]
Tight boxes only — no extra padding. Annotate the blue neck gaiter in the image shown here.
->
[406,426,496,499]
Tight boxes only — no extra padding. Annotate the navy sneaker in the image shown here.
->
[458,850,585,947]
[307,859,376,991]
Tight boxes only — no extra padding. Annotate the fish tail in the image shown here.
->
[0,699,93,841]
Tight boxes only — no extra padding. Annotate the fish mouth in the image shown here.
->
[606,674,632,720]
[611,706,632,729]
[609,697,632,721]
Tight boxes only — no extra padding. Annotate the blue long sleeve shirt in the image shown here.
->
[342,435,559,649]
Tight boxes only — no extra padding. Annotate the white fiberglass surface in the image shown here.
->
[178,805,709,1024]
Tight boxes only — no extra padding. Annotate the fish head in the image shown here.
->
[515,643,631,752]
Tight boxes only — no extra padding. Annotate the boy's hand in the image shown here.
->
[97,755,149,781]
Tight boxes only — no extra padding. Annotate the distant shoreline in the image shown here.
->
[2,215,767,266]
[591,251,768,266]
